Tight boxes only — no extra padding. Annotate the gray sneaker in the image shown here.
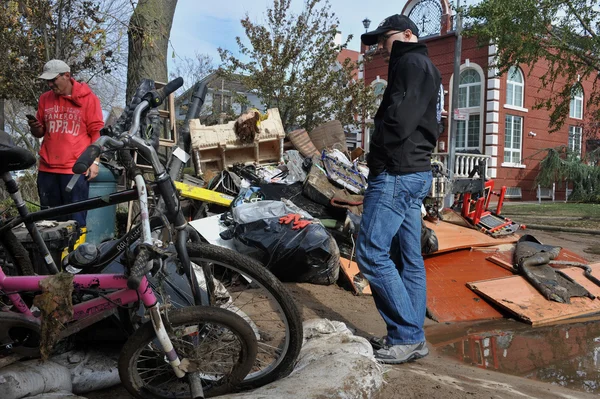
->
[374,341,429,364]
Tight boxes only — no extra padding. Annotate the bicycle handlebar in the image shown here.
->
[142,77,184,108]
[72,144,102,174]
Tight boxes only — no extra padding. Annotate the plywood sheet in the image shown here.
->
[467,263,600,326]
[424,220,518,254]
[425,250,513,323]
[339,257,371,295]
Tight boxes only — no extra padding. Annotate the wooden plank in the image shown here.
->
[339,257,371,295]
[486,255,515,272]
[467,263,600,326]
[425,249,512,323]
[424,220,517,254]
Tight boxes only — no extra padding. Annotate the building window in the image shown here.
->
[506,66,524,108]
[458,69,481,108]
[456,68,483,151]
[213,93,232,115]
[504,115,523,164]
[456,115,480,150]
[568,125,582,156]
[570,85,583,119]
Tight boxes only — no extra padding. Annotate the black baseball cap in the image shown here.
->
[361,14,420,45]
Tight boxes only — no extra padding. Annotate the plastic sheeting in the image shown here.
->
[51,350,121,394]
[0,359,72,399]
[221,318,384,399]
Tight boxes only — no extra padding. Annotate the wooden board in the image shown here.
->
[339,257,371,295]
[467,263,600,326]
[425,249,513,323]
[424,220,518,254]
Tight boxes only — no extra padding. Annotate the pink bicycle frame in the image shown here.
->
[0,269,156,319]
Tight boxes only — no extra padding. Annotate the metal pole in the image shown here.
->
[445,0,463,207]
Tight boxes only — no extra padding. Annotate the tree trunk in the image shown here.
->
[0,99,4,132]
[126,0,177,104]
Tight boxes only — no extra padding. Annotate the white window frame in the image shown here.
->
[503,115,523,166]
[570,86,583,119]
[505,66,524,109]
[451,65,485,152]
[458,69,482,109]
[568,125,582,157]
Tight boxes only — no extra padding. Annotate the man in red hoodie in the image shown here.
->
[28,59,104,230]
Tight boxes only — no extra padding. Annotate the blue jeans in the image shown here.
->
[356,171,432,345]
[37,171,89,228]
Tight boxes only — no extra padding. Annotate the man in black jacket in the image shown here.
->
[356,14,441,364]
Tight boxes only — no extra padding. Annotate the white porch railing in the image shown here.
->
[432,152,492,178]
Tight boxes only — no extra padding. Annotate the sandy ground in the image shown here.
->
[86,227,600,399]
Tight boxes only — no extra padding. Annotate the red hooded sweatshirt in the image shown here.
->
[36,79,104,174]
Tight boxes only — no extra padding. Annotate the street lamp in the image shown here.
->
[362,18,371,32]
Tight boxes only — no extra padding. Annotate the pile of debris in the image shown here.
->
[184,109,375,290]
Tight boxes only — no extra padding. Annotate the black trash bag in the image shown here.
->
[421,222,439,254]
[231,216,340,285]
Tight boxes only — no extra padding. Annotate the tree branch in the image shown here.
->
[565,0,597,39]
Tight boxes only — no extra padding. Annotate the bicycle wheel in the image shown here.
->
[0,230,34,276]
[119,306,257,399]
[186,242,303,389]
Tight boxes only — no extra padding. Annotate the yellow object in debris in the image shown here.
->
[250,108,269,126]
[174,181,234,207]
[61,226,86,262]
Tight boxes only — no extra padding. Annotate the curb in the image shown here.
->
[522,223,600,235]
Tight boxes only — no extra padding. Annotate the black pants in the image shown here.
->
[37,171,89,228]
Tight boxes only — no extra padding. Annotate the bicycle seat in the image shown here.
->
[0,130,36,172]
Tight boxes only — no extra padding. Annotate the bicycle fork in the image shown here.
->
[134,174,205,398]
[147,304,205,398]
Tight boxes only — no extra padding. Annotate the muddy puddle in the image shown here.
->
[426,317,600,394]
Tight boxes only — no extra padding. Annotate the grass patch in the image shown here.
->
[502,203,600,218]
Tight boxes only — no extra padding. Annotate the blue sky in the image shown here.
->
[168,0,477,69]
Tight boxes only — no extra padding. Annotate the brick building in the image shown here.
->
[362,0,596,201]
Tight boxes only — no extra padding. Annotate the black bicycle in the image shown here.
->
[0,77,302,390]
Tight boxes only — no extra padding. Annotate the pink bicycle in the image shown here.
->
[0,78,258,399]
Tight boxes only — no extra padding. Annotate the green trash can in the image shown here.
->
[86,163,118,245]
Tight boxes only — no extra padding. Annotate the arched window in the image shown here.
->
[570,85,583,119]
[456,68,483,151]
[458,69,481,108]
[506,66,524,108]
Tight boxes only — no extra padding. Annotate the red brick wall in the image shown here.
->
[496,60,596,201]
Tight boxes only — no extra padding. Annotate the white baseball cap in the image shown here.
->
[38,59,70,80]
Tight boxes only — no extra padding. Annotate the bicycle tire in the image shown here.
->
[186,242,303,389]
[0,229,34,276]
[119,306,257,399]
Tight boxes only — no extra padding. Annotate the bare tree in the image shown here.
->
[126,0,178,103]
[0,0,130,141]
[170,52,214,93]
